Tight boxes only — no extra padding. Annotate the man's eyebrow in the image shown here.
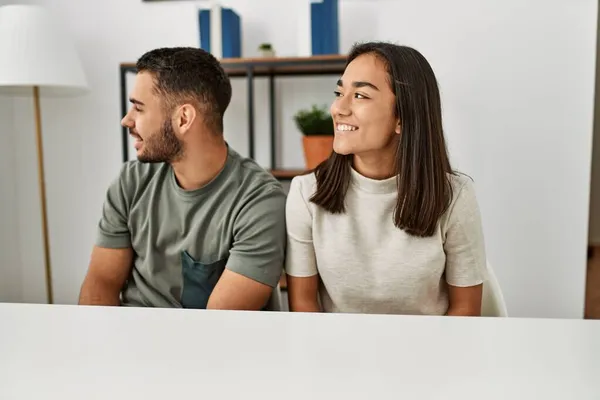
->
[336,79,379,91]
[129,97,145,106]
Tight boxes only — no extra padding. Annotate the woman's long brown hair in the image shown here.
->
[309,42,455,237]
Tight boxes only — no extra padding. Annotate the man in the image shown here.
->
[78,47,286,310]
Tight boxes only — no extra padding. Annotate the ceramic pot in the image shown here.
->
[302,135,334,169]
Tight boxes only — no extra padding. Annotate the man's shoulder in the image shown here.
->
[112,160,169,203]
[222,148,286,232]
[117,160,167,184]
[227,147,285,196]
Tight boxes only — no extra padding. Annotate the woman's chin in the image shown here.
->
[333,148,351,156]
[332,141,353,156]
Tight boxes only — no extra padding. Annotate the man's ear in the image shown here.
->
[174,103,197,135]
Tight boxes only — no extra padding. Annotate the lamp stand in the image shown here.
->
[33,85,54,304]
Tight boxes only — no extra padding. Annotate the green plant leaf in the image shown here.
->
[293,104,334,135]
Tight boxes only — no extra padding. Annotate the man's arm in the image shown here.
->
[207,269,273,310]
[79,162,134,306]
[78,246,133,306]
[207,183,287,310]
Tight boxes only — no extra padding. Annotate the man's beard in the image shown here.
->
[136,120,184,163]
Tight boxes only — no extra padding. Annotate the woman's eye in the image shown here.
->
[355,93,367,99]
[333,90,342,97]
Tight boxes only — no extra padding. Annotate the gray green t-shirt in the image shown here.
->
[95,146,287,308]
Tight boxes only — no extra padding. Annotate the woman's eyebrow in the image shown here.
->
[336,79,379,91]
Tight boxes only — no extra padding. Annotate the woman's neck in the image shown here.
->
[353,149,397,180]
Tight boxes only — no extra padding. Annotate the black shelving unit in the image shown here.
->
[119,54,347,180]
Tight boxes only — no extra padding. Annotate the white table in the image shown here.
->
[0,303,599,399]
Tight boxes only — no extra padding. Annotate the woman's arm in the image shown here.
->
[446,284,482,316]
[287,275,321,312]
[443,177,487,316]
[284,176,321,312]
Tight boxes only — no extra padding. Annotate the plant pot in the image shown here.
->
[259,49,275,57]
[302,135,334,169]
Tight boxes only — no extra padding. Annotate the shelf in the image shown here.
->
[120,54,347,77]
[269,169,307,180]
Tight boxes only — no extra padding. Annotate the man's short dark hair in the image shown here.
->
[136,47,232,133]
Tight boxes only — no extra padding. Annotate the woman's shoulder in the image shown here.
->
[285,172,317,210]
[448,171,475,193]
[289,172,318,197]
[444,171,480,217]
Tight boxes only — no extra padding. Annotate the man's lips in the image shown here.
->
[129,130,141,139]
[130,132,143,149]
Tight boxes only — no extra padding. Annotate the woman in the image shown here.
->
[285,42,487,316]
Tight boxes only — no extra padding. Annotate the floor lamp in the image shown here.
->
[0,5,88,304]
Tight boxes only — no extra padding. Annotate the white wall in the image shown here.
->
[1,0,597,318]
[589,3,600,246]
[0,93,22,302]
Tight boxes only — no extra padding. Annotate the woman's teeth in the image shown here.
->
[337,124,358,131]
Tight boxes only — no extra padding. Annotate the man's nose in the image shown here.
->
[121,111,132,128]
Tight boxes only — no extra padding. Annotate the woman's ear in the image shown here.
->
[395,119,401,135]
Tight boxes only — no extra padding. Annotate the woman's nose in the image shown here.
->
[331,98,351,116]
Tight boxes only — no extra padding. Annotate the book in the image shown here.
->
[198,5,242,58]
[311,0,339,55]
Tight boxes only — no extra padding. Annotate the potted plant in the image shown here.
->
[293,104,335,169]
[258,43,275,57]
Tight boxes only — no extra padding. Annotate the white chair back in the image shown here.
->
[481,261,508,317]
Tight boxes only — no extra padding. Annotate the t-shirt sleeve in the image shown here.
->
[225,184,287,288]
[284,176,318,277]
[95,164,132,249]
[443,177,487,287]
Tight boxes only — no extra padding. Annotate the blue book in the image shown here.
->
[311,0,339,55]
[311,1,322,55]
[198,7,242,58]
[199,9,211,53]
[222,8,241,58]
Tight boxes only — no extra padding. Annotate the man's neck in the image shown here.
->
[171,137,228,191]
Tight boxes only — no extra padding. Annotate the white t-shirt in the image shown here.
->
[284,168,488,315]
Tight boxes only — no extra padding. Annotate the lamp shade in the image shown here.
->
[0,4,88,97]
